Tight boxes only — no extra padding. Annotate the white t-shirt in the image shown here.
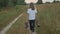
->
[27,8,37,20]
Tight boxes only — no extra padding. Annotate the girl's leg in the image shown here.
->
[29,20,35,32]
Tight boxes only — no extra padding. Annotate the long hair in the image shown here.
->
[29,3,35,10]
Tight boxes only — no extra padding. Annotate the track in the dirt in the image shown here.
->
[0,13,23,34]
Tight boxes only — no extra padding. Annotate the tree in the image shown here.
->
[0,0,9,8]
[53,0,56,2]
[12,0,17,6]
[53,0,60,3]
[37,0,43,4]
[4,0,9,7]
[0,0,26,9]
[45,2,51,4]
[17,0,26,5]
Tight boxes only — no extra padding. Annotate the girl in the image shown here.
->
[27,3,37,34]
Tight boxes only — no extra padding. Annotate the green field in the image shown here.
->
[0,3,60,34]
[0,5,27,31]
[36,3,60,34]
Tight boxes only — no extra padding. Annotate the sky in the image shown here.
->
[25,0,38,4]
[42,0,60,3]
[25,0,60,4]
[42,0,54,3]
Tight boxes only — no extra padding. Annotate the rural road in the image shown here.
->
[0,13,23,34]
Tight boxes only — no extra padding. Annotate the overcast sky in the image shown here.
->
[42,0,60,3]
[42,0,54,3]
[25,0,60,4]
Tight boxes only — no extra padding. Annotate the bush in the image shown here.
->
[45,2,51,4]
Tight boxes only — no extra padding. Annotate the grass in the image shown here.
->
[0,5,26,31]
[6,13,29,34]
[5,3,60,34]
[36,3,60,34]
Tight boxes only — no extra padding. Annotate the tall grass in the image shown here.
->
[0,5,26,31]
[4,3,60,34]
[36,3,60,34]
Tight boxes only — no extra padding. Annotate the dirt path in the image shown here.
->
[4,13,31,34]
[0,13,23,34]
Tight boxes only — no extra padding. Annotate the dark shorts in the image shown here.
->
[29,20,35,32]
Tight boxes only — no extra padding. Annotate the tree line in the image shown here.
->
[0,0,60,9]
[0,0,26,9]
